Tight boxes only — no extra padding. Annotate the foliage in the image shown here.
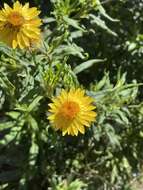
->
[0,0,142,190]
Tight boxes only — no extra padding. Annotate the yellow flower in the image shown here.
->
[48,88,97,136]
[0,1,41,49]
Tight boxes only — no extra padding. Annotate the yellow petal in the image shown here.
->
[72,125,78,136]
[22,2,29,11]
[22,27,40,39]
[78,125,85,134]
[0,12,6,21]
[12,39,18,49]
[26,8,40,18]
[13,1,22,11]
[17,33,25,49]
[4,3,12,11]
[62,129,68,136]
[48,114,55,121]
[22,34,30,47]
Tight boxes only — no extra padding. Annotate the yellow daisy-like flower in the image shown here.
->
[0,1,41,49]
[48,88,97,136]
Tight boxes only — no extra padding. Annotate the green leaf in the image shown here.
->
[114,110,129,125]
[0,122,14,131]
[90,14,117,36]
[0,131,18,146]
[29,134,39,166]
[28,96,43,112]
[73,59,106,74]
[111,165,118,184]
[104,124,121,148]
[55,43,86,59]
[27,115,38,132]
[0,42,20,58]
[93,73,109,91]
[6,111,21,120]
[63,16,85,32]
[96,0,119,22]
[0,72,15,96]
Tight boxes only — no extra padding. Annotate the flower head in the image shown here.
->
[48,88,97,136]
[0,1,41,49]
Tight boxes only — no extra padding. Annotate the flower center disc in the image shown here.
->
[8,12,24,26]
[60,101,80,120]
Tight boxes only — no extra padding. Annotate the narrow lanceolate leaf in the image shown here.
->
[90,14,118,37]
[55,44,86,59]
[0,42,20,58]
[29,134,39,166]
[63,16,86,32]
[96,0,119,22]
[0,72,15,96]
[27,115,38,132]
[28,96,43,112]
[0,122,14,131]
[6,111,21,120]
[73,59,106,74]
